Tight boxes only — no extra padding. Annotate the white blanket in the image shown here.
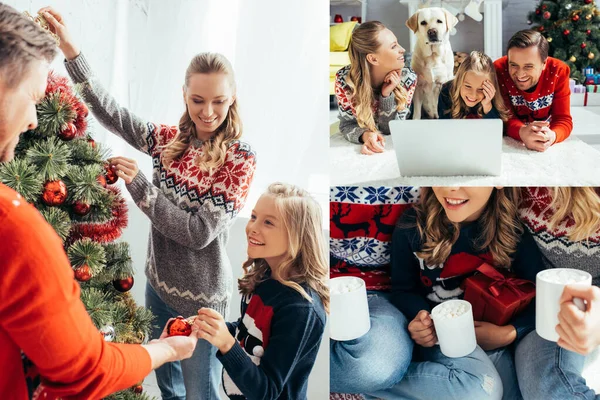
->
[330,109,600,186]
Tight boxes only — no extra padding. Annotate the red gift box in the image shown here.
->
[463,263,536,326]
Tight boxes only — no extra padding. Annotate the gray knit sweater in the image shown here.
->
[64,53,257,318]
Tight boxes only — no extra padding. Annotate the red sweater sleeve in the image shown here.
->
[494,57,525,141]
[0,186,152,399]
[549,64,573,144]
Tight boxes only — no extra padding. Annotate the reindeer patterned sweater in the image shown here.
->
[65,53,256,318]
[335,65,418,144]
[390,208,546,341]
[218,274,326,400]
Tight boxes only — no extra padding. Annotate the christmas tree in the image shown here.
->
[0,71,154,399]
[528,0,600,82]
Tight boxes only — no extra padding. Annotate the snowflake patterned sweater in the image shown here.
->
[218,274,326,400]
[335,65,418,144]
[519,187,600,286]
[494,56,572,144]
[391,207,547,341]
[65,53,256,318]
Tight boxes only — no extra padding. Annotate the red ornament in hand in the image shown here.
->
[581,42,587,49]
[72,200,91,216]
[572,14,580,22]
[105,164,118,185]
[166,316,193,337]
[58,123,77,141]
[74,265,92,282]
[97,174,107,188]
[113,276,134,292]
[543,11,551,19]
[42,180,68,206]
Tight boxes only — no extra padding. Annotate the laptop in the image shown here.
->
[389,119,503,176]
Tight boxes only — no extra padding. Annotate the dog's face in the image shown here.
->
[406,7,458,45]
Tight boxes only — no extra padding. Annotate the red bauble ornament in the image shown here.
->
[72,200,91,216]
[58,122,77,141]
[587,29,592,36]
[581,42,587,49]
[87,138,96,148]
[97,175,107,188]
[563,29,570,35]
[585,0,592,4]
[166,316,193,337]
[105,164,118,185]
[543,11,551,19]
[133,385,143,394]
[42,180,68,206]
[74,265,92,282]
[113,276,134,292]
[572,14,580,22]
[334,14,343,23]
[542,4,547,9]
[536,9,541,14]
[539,26,545,32]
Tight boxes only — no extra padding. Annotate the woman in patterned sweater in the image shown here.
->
[335,21,417,155]
[46,7,256,400]
[516,187,600,400]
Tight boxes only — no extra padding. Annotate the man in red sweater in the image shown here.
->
[494,29,573,152]
[0,4,198,399]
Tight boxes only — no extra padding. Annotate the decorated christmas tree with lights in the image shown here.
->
[528,0,600,82]
[0,71,154,399]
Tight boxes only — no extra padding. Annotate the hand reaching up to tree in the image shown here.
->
[38,6,80,60]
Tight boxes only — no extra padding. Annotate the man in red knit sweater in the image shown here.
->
[494,29,573,152]
[0,4,198,399]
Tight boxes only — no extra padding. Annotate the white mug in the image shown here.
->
[330,277,371,341]
[536,268,592,342]
[431,299,477,358]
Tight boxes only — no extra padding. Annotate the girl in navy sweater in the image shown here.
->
[194,183,328,400]
[438,51,509,120]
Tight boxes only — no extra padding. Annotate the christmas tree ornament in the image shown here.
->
[100,325,115,342]
[542,4,547,9]
[133,385,143,394]
[570,55,577,62]
[581,42,587,49]
[58,122,77,141]
[105,164,118,185]
[539,26,545,32]
[565,3,572,9]
[590,52,595,59]
[42,180,68,206]
[113,276,134,292]
[548,37,553,42]
[543,11,551,19]
[23,11,60,45]
[585,0,592,3]
[72,200,91,216]
[527,19,532,24]
[97,174,107,188]
[588,29,592,35]
[166,316,194,337]
[564,29,571,35]
[573,14,580,22]
[87,138,96,148]
[586,14,592,20]
[536,9,541,14]
[74,264,92,282]
[334,14,343,23]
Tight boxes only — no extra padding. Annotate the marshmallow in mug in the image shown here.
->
[330,278,363,295]
[431,301,469,320]
[539,269,590,285]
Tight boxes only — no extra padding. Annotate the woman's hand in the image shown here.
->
[381,69,402,98]
[480,80,495,114]
[474,321,516,351]
[143,317,199,369]
[195,308,236,354]
[408,310,438,347]
[108,156,139,184]
[38,6,80,60]
[360,131,385,155]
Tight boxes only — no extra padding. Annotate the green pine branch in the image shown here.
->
[80,287,115,328]
[104,242,134,279]
[34,92,77,138]
[67,238,107,272]
[66,164,105,203]
[74,186,116,223]
[26,137,72,181]
[39,207,72,241]
[0,158,43,203]
[106,389,156,400]
[69,138,106,165]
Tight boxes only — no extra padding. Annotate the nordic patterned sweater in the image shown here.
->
[335,65,418,144]
[494,56,573,144]
[437,80,501,120]
[64,53,257,318]
[519,187,600,286]
[218,273,326,400]
[391,207,547,341]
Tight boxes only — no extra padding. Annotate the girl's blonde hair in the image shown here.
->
[411,187,522,268]
[238,183,330,313]
[347,21,409,133]
[161,53,242,172]
[549,187,600,242]
[447,51,510,121]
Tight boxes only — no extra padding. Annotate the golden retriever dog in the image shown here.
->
[406,7,458,119]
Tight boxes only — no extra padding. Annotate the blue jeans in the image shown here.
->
[146,283,222,400]
[330,292,413,393]
[487,345,522,400]
[515,330,598,400]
